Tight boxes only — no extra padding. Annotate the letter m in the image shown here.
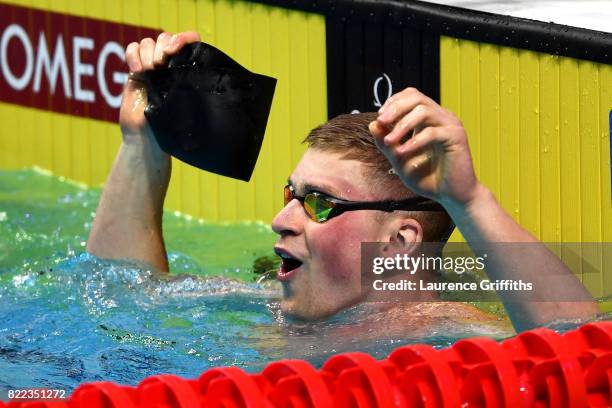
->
[33,31,71,97]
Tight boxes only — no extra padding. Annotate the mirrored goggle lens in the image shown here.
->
[304,193,336,222]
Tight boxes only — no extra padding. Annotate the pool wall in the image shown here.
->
[0,0,610,299]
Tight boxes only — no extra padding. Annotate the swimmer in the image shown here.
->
[87,31,599,333]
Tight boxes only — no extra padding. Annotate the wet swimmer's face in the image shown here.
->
[271,149,391,320]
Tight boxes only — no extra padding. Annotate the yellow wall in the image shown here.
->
[440,36,612,297]
[0,0,328,224]
[1,2,610,296]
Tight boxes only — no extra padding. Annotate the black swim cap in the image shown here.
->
[142,42,276,181]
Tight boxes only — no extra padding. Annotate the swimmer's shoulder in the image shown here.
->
[378,302,515,337]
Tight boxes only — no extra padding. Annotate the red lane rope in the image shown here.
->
[5,322,612,407]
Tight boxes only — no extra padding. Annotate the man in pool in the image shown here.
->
[87,31,598,333]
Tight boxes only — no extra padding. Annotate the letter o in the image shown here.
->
[1,24,33,91]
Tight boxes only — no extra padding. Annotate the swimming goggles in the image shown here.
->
[284,184,446,223]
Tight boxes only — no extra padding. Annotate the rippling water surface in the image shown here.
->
[0,170,606,395]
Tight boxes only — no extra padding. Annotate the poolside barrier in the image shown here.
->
[4,321,612,407]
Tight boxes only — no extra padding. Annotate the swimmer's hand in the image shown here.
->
[370,88,599,331]
[120,31,201,142]
[369,88,480,210]
[88,31,200,272]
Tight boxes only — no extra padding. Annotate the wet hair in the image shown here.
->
[303,112,453,242]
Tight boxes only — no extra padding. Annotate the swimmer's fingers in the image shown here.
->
[380,104,437,147]
[121,40,153,132]
[369,120,389,145]
[401,150,436,180]
[402,125,469,155]
[139,37,156,70]
[153,32,173,67]
[128,31,201,73]
[391,127,444,179]
[125,42,143,74]
[123,31,201,88]
[163,31,201,54]
[151,31,201,69]
[376,87,437,128]
[374,126,443,176]
[394,125,454,156]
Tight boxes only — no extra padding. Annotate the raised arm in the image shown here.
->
[87,31,200,272]
[369,87,599,331]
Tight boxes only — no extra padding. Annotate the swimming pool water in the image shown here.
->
[0,169,604,397]
[0,169,278,281]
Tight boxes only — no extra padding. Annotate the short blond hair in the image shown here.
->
[304,112,453,242]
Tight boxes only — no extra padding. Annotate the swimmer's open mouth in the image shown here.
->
[281,255,302,272]
[274,248,303,279]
